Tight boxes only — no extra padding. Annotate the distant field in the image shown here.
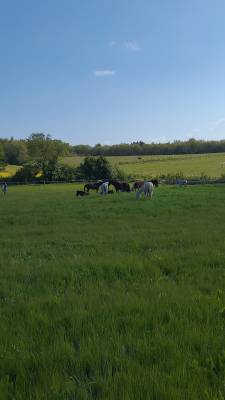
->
[1,184,225,398]
[62,152,225,179]
[0,165,21,178]
[2,153,225,180]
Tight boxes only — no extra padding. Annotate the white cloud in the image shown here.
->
[124,40,142,52]
[94,70,116,77]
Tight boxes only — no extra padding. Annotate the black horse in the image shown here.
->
[109,180,130,192]
[84,181,103,193]
[150,179,159,187]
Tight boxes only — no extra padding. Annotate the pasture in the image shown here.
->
[62,152,225,179]
[1,184,225,399]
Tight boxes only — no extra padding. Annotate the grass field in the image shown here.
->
[62,152,225,179]
[1,183,225,399]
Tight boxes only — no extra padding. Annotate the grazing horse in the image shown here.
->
[132,181,143,191]
[99,181,109,195]
[132,179,158,191]
[110,180,130,192]
[136,181,154,199]
[84,181,103,193]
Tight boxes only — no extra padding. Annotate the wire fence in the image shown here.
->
[2,178,225,186]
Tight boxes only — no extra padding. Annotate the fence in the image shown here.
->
[161,179,225,185]
[3,178,225,186]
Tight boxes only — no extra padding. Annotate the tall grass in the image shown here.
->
[0,184,225,399]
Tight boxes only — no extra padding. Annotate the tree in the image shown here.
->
[4,140,28,165]
[72,144,92,155]
[26,133,65,180]
[76,156,114,180]
[0,143,5,164]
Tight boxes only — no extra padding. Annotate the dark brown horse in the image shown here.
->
[132,179,158,191]
[84,181,103,193]
[109,180,130,192]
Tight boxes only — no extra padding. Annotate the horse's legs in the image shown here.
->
[136,187,144,199]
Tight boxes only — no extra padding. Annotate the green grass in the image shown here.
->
[62,152,225,179]
[1,184,225,399]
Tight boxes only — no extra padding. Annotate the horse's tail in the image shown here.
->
[84,184,88,192]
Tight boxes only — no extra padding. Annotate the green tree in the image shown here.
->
[76,156,113,180]
[26,133,65,180]
[4,140,28,165]
[72,144,92,155]
[0,143,5,164]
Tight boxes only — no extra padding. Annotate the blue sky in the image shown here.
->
[1,0,225,145]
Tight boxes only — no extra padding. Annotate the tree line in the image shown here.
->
[0,135,70,166]
[0,134,121,182]
[72,139,225,156]
[2,136,225,165]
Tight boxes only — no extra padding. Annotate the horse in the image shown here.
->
[76,190,89,197]
[99,181,109,195]
[136,181,154,199]
[132,181,143,191]
[132,179,158,191]
[84,181,103,193]
[109,180,130,192]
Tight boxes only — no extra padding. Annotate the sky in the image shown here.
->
[1,0,225,145]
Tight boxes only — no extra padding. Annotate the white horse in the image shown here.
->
[136,181,154,199]
[100,181,109,195]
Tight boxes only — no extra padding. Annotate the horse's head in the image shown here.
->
[152,179,158,187]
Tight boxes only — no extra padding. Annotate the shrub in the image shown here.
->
[76,156,114,180]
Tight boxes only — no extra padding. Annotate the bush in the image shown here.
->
[51,164,76,181]
[76,156,114,180]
